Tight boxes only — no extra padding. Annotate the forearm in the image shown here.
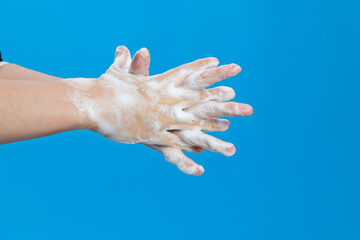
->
[0,63,61,81]
[0,79,85,144]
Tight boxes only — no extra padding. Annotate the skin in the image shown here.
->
[0,46,253,176]
[0,63,61,81]
[118,47,253,175]
[0,79,81,143]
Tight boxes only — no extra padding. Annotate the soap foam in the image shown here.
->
[63,52,236,175]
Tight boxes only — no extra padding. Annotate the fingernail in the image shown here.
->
[230,64,241,72]
[116,46,126,54]
[224,144,236,156]
[139,48,149,56]
[220,119,230,131]
[223,86,235,97]
[195,165,204,176]
[243,105,253,115]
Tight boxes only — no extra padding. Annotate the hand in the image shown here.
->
[127,47,253,175]
[64,46,253,176]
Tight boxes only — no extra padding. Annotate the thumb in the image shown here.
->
[129,48,150,76]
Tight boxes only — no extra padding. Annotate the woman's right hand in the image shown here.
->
[119,46,253,176]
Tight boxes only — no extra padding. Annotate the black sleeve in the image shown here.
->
[0,52,3,61]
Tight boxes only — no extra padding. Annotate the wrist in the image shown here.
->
[62,77,100,131]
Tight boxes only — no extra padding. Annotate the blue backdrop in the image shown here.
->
[1,0,359,239]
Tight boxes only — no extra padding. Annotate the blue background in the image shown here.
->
[1,0,359,239]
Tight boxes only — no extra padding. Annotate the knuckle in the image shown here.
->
[200,89,211,99]
[227,102,238,113]
[209,120,219,129]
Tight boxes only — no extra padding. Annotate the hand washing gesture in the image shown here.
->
[64,46,253,175]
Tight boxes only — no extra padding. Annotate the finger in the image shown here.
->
[185,102,253,118]
[160,130,205,153]
[129,48,150,76]
[145,144,204,175]
[160,146,205,176]
[159,57,219,82]
[143,142,205,155]
[173,130,236,156]
[200,86,236,101]
[166,110,230,132]
[200,118,230,132]
[180,64,241,90]
[114,46,131,70]
[182,57,219,72]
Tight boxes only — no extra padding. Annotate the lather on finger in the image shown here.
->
[159,130,205,153]
[185,101,253,118]
[166,116,229,132]
[200,118,230,132]
[160,57,219,83]
[154,146,204,176]
[180,64,241,90]
[172,129,236,157]
[113,46,131,70]
[200,86,236,102]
